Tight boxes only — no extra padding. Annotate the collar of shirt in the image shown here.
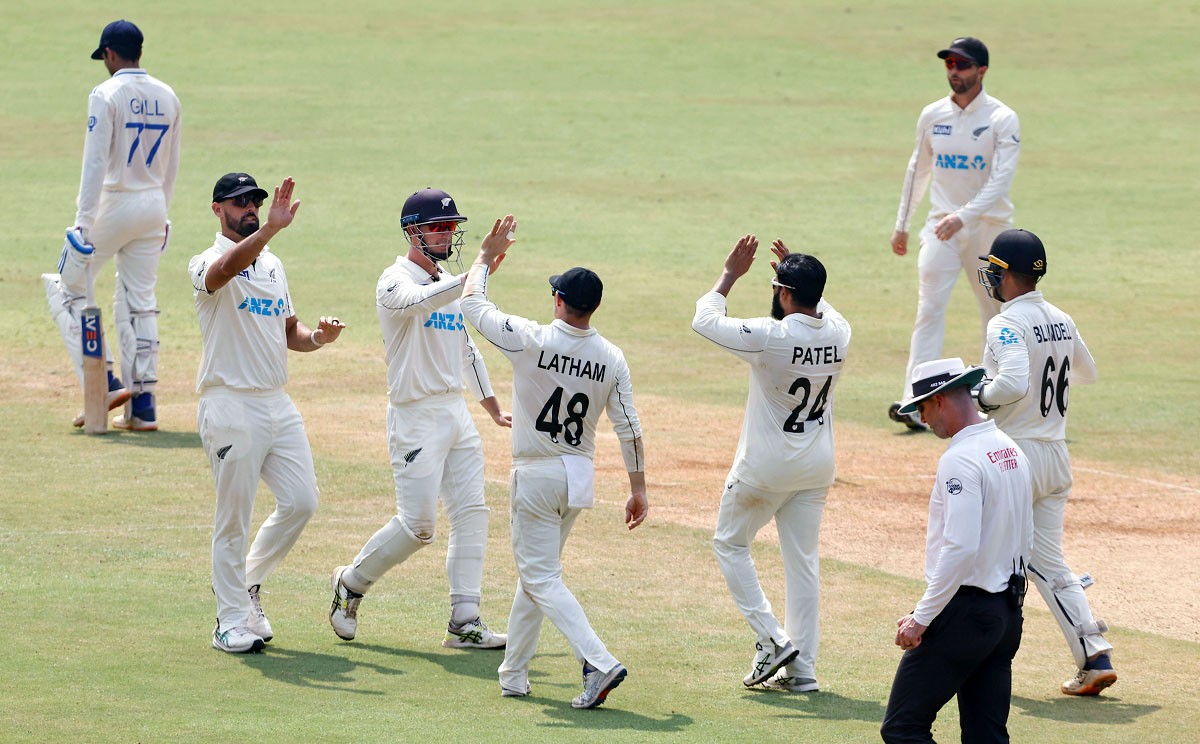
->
[395,255,447,284]
[551,318,597,337]
[211,232,270,258]
[1001,289,1043,311]
[785,312,827,329]
[113,68,147,77]
[958,86,990,114]
[950,417,997,445]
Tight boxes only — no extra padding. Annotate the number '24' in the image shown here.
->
[125,123,169,166]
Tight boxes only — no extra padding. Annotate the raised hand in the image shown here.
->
[770,238,790,272]
[479,214,517,268]
[723,234,758,279]
[266,177,301,232]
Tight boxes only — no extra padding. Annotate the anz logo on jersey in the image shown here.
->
[424,312,465,331]
[936,154,988,170]
[237,296,287,317]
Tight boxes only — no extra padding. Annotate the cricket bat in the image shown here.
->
[81,263,107,435]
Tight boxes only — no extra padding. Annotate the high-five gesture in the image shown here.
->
[478,214,517,273]
[770,239,790,272]
[265,177,301,233]
[712,234,759,297]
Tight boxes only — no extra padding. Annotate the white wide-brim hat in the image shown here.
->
[897,357,987,415]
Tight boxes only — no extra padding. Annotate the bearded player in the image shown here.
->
[975,228,1114,695]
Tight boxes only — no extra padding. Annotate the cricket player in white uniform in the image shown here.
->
[328,189,510,650]
[889,37,1020,430]
[43,20,182,430]
[975,228,1115,696]
[693,236,851,692]
[190,174,345,653]
[460,215,648,709]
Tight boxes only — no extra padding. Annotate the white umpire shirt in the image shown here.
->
[76,68,182,231]
[980,291,1098,442]
[913,419,1033,626]
[460,268,643,472]
[376,257,493,406]
[189,235,293,392]
[895,87,1020,233]
[692,292,851,493]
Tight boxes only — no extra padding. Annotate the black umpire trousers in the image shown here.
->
[880,586,1023,744]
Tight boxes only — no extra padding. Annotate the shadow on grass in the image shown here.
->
[237,644,401,693]
[354,641,514,682]
[1011,695,1161,724]
[745,688,887,723]
[527,697,693,732]
[81,429,203,449]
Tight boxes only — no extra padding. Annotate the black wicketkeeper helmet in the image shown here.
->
[400,188,468,268]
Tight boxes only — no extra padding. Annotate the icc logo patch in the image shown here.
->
[946,478,963,495]
[87,116,96,132]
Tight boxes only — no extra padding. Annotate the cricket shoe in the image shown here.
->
[72,373,132,427]
[571,663,627,709]
[1062,655,1118,696]
[762,673,819,692]
[888,402,927,431]
[212,621,265,653]
[443,617,507,649]
[113,392,156,431]
[744,640,799,687]
[501,682,532,698]
[247,584,273,643]
[328,565,363,640]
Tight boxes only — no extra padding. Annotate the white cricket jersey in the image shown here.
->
[190,234,294,392]
[980,291,1097,442]
[461,268,644,471]
[692,291,851,492]
[913,419,1033,626]
[895,87,1020,233]
[75,68,182,232]
[377,256,493,406]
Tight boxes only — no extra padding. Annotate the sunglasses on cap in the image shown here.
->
[230,193,264,208]
[944,57,977,71]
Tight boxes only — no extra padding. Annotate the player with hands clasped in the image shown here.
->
[692,236,850,693]
[460,215,648,709]
[328,189,510,651]
[882,358,1033,743]
[889,36,1021,430]
[190,174,344,653]
[43,19,182,430]
[975,229,1114,695]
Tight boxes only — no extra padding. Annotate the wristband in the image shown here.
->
[310,329,325,347]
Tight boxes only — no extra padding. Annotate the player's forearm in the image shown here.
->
[627,469,646,494]
[285,319,330,352]
[981,341,1029,407]
[205,225,281,292]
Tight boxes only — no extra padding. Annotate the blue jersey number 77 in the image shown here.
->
[125,123,170,167]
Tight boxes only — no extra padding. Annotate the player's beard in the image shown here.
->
[770,290,785,320]
[948,70,978,95]
[234,214,259,238]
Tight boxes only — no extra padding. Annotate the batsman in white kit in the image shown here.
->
[888,36,1020,431]
[191,174,345,653]
[693,236,851,692]
[974,228,1116,695]
[43,19,181,430]
[460,215,648,709]
[328,189,511,650]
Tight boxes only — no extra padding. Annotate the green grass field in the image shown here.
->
[3,1,1198,741]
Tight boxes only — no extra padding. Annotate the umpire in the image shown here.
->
[881,358,1033,743]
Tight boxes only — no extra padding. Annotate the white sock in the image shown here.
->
[342,567,372,595]
[450,596,479,626]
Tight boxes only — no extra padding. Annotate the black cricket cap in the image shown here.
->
[550,267,603,313]
[212,173,269,203]
[91,20,143,61]
[937,37,988,67]
[982,229,1047,277]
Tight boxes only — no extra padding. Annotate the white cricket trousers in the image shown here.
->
[1018,438,1112,666]
[498,457,619,692]
[900,217,1008,399]
[351,393,489,599]
[60,189,167,394]
[712,476,827,679]
[199,388,319,627]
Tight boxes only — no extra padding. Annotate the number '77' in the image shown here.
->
[125,123,170,166]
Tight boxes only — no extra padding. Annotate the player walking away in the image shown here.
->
[328,189,511,650]
[460,215,648,709]
[975,229,1115,695]
[882,358,1032,743]
[888,36,1020,431]
[191,174,345,653]
[692,236,851,692]
[43,20,181,431]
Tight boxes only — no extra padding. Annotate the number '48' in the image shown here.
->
[783,376,831,433]
[536,386,590,446]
